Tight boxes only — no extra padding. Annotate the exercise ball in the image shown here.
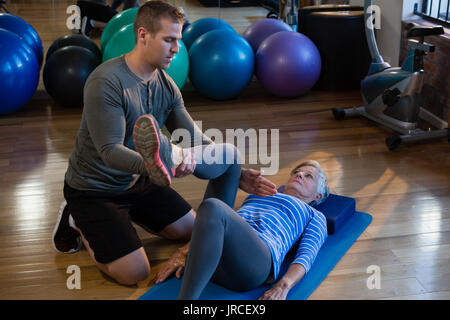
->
[46,34,102,62]
[102,23,134,62]
[243,18,292,53]
[0,29,39,115]
[0,13,43,67]
[189,29,254,100]
[182,21,190,33]
[101,7,138,51]
[256,31,321,98]
[166,39,189,90]
[182,17,234,51]
[43,46,100,107]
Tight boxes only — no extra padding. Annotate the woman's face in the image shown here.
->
[284,165,322,204]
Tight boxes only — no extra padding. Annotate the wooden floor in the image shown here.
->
[0,0,449,300]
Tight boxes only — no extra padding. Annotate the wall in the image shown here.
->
[402,0,421,20]
[350,0,404,66]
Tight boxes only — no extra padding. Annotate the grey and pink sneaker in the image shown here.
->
[133,114,175,187]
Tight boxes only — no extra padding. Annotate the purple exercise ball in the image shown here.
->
[243,18,292,53]
[255,31,322,98]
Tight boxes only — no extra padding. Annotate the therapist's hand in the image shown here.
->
[174,151,196,178]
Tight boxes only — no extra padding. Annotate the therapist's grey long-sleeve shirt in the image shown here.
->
[65,56,209,192]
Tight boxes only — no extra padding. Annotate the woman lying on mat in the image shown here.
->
[158,160,330,300]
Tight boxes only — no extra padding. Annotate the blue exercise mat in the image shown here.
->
[139,211,372,300]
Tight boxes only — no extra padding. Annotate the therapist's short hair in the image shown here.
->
[134,0,184,40]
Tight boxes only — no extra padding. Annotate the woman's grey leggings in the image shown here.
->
[191,143,242,208]
[178,198,273,300]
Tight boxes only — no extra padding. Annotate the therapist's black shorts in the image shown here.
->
[76,1,117,23]
[64,176,192,264]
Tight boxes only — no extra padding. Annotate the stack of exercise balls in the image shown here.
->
[101,7,189,90]
[100,14,319,100]
[43,34,101,107]
[185,18,254,100]
[0,13,42,115]
[182,17,235,51]
[243,18,322,98]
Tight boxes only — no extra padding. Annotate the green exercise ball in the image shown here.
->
[102,23,135,63]
[100,7,138,52]
[166,39,189,90]
[103,23,189,90]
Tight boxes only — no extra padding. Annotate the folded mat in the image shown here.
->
[139,194,372,300]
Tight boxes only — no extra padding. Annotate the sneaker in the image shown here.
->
[133,114,175,187]
[81,16,94,38]
[52,200,81,254]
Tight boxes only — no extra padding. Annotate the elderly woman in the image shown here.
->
[174,160,330,300]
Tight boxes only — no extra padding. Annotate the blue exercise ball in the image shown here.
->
[182,17,234,51]
[189,29,254,100]
[43,46,100,107]
[256,31,321,98]
[0,13,43,67]
[182,21,190,33]
[0,28,39,115]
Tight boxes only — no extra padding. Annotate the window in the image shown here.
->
[414,0,450,27]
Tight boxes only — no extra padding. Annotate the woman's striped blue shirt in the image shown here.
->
[236,192,327,280]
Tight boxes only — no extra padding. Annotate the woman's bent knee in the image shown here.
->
[198,198,226,217]
[196,198,233,227]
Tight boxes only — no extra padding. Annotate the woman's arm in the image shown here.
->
[154,241,190,284]
[258,263,306,300]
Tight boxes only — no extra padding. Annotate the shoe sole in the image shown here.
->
[133,115,172,187]
[52,200,81,254]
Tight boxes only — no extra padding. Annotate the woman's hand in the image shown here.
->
[239,169,277,197]
[154,246,188,284]
[258,284,289,300]
[259,264,306,300]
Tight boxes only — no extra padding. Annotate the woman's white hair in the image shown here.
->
[290,160,330,206]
